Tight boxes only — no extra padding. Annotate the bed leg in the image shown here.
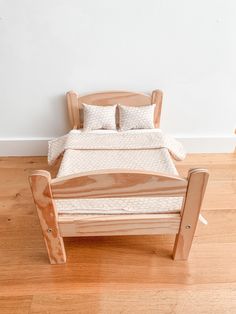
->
[29,170,66,264]
[173,169,209,260]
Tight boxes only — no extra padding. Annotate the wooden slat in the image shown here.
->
[58,213,181,237]
[51,169,188,199]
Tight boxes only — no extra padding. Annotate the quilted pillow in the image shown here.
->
[118,104,155,131]
[82,103,117,131]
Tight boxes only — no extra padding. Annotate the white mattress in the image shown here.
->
[55,147,183,214]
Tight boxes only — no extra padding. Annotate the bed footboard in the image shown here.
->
[29,169,209,264]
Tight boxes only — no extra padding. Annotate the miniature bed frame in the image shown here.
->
[29,90,209,264]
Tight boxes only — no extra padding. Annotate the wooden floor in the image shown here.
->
[0,154,236,313]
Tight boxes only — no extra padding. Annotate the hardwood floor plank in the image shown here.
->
[29,289,236,314]
[202,181,236,210]
[0,296,32,314]
[0,241,236,295]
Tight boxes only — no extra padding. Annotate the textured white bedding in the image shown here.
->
[54,130,184,214]
[48,129,185,165]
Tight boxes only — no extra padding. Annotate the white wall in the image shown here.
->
[0,0,235,154]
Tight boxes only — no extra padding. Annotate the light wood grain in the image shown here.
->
[31,166,206,263]
[58,213,181,237]
[151,89,163,128]
[0,296,32,314]
[29,290,236,314]
[173,168,209,260]
[66,90,163,129]
[0,154,235,313]
[51,169,187,199]
[29,170,66,264]
[66,90,79,129]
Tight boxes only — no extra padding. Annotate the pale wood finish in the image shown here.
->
[29,170,66,264]
[29,166,208,264]
[66,90,79,129]
[58,213,181,237]
[51,169,187,199]
[29,289,236,314]
[151,89,163,128]
[0,154,235,312]
[173,168,209,260]
[66,90,163,129]
[0,296,32,314]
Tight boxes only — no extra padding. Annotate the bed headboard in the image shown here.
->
[66,90,163,129]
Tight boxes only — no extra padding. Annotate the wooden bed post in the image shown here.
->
[173,169,209,260]
[151,90,163,128]
[66,90,79,129]
[29,170,66,264]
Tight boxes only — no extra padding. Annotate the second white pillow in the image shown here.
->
[119,104,155,131]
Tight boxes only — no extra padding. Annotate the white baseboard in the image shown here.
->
[0,138,50,156]
[176,136,235,153]
[0,136,235,156]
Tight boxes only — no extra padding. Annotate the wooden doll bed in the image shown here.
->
[29,90,209,264]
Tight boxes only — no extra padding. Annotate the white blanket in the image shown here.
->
[49,130,208,224]
[48,130,186,165]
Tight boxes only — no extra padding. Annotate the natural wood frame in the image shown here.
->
[66,90,163,129]
[29,168,209,264]
[29,89,209,264]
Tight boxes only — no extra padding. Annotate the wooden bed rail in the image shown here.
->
[29,168,209,264]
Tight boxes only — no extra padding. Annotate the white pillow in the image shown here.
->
[83,103,117,131]
[118,104,155,131]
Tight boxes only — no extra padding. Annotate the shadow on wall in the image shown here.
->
[49,93,71,136]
